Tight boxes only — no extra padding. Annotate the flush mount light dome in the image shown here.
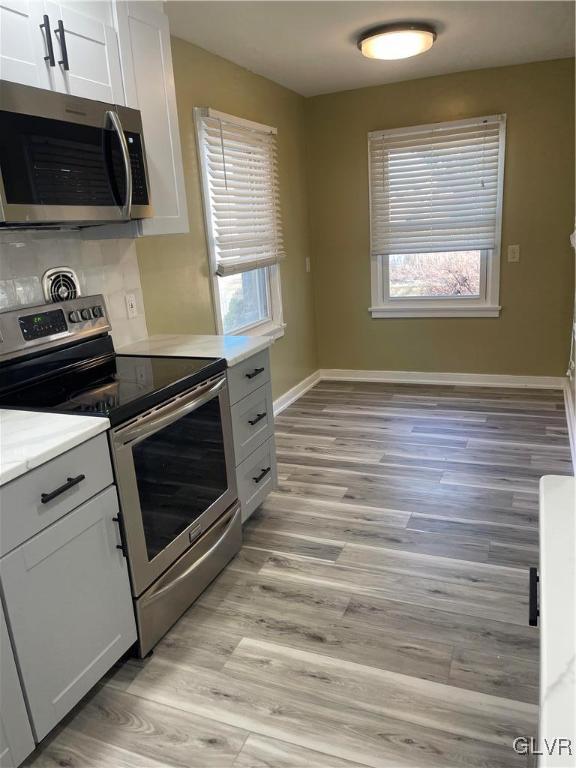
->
[358,23,437,60]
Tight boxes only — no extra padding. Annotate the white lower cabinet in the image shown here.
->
[0,485,137,742]
[228,348,278,522]
[237,437,277,522]
[0,603,35,768]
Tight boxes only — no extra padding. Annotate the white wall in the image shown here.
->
[0,232,147,348]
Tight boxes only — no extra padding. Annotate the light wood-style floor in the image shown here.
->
[27,382,573,768]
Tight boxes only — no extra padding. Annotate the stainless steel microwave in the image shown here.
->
[0,81,153,228]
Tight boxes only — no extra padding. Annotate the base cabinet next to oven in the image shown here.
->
[0,602,35,768]
[0,483,137,742]
[228,348,278,522]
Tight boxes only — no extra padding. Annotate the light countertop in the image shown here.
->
[0,410,110,487]
[117,334,273,367]
[539,475,576,767]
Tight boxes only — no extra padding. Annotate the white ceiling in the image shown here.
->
[166,1,575,97]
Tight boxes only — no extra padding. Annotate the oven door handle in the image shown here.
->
[106,110,132,220]
[117,377,226,446]
[143,506,239,605]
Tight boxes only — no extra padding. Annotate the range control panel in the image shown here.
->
[0,295,110,361]
[19,308,67,341]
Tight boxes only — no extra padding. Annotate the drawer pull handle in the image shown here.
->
[246,367,265,380]
[248,412,267,426]
[41,474,85,504]
[253,467,271,484]
[529,566,539,627]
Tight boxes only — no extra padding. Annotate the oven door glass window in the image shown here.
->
[132,397,228,561]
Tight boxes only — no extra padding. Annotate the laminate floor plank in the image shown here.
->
[126,655,525,768]
[344,593,539,660]
[225,638,537,748]
[234,734,367,768]
[63,686,247,768]
[27,381,562,768]
[257,551,529,625]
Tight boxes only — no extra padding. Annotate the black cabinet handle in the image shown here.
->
[529,567,539,627]
[55,19,69,71]
[40,15,55,66]
[112,516,128,558]
[41,474,85,504]
[245,367,265,380]
[248,412,267,426]
[253,467,271,484]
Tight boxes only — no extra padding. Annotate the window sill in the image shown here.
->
[369,304,501,319]
[235,321,286,340]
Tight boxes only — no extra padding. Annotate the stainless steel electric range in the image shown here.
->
[0,294,241,656]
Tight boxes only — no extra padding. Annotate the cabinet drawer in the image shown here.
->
[0,486,136,741]
[0,433,113,557]
[237,437,277,523]
[231,383,274,464]
[227,349,270,405]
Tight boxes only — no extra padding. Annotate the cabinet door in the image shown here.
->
[115,1,189,235]
[0,603,35,768]
[0,0,53,89]
[47,0,124,104]
[0,486,137,742]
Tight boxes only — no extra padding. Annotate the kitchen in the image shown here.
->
[0,2,574,767]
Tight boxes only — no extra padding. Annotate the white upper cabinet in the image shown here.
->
[114,1,189,235]
[0,0,53,89]
[48,0,125,103]
[0,0,188,237]
[0,0,124,104]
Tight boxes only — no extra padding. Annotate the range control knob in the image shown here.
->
[68,310,82,323]
[92,305,104,318]
[80,308,93,321]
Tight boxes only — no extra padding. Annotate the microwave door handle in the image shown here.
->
[117,377,226,446]
[106,110,132,220]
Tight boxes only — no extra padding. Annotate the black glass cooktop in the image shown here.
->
[0,338,226,427]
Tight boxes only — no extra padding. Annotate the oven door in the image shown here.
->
[110,374,237,597]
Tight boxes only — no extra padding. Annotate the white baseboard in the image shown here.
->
[318,368,566,390]
[273,370,321,415]
[563,379,576,471]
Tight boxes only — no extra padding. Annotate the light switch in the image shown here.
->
[507,244,520,263]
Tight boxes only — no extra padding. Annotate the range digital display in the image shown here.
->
[19,309,67,341]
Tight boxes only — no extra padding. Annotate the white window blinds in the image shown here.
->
[196,109,285,277]
[368,115,506,256]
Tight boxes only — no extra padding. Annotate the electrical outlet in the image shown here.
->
[507,244,520,263]
[125,293,138,319]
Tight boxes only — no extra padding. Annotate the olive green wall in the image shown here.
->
[306,58,575,375]
[137,37,318,399]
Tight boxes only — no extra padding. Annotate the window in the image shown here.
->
[195,108,285,337]
[368,115,506,318]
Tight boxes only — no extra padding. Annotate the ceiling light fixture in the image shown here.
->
[358,23,437,60]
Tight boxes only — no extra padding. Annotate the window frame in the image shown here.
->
[368,115,506,319]
[194,107,285,339]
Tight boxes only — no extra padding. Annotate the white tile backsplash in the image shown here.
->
[0,231,148,348]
